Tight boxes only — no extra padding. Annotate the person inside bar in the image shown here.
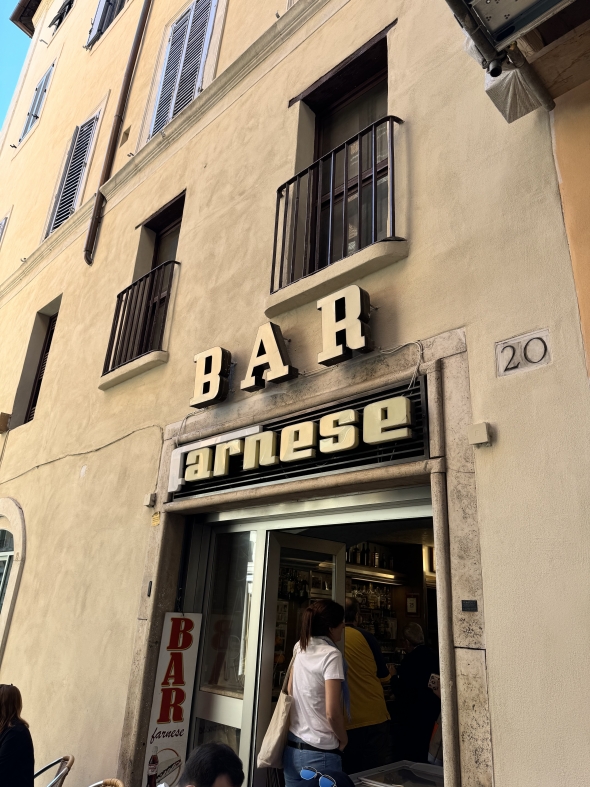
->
[342,598,392,774]
[389,623,440,764]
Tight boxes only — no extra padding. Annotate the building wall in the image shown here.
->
[0,0,589,785]
[551,78,590,368]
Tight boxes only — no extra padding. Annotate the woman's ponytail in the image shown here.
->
[298,600,344,651]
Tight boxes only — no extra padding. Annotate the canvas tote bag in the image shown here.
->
[257,654,296,769]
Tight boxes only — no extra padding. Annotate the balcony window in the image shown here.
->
[272,26,401,293]
[102,260,178,375]
[103,196,184,375]
[271,116,401,293]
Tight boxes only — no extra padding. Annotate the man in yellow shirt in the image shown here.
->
[342,598,392,774]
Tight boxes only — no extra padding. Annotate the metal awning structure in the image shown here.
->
[468,0,578,50]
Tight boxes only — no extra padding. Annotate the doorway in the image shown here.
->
[180,487,443,786]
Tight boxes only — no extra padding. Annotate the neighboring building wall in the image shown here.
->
[0,0,589,786]
[551,78,590,368]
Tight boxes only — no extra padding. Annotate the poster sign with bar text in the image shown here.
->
[142,612,202,787]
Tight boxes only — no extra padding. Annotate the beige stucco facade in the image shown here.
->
[1,0,590,786]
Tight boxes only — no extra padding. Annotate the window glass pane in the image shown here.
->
[319,80,387,156]
[195,719,240,753]
[0,556,13,612]
[200,531,256,698]
[153,223,181,268]
[0,530,14,552]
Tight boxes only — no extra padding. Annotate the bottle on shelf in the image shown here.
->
[374,550,380,568]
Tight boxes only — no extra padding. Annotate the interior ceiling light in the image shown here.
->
[469,0,578,49]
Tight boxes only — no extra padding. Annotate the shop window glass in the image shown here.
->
[194,719,240,753]
[200,531,256,698]
[0,530,14,613]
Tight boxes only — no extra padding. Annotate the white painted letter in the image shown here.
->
[213,439,244,477]
[241,322,298,392]
[243,432,279,470]
[319,409,359,454]
[363,397,412,444]
[185,447,213,481]
[279,422,317,462]
[190,347,231,408]
[317,285,373,366]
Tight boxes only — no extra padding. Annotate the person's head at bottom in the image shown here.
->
[0,684,28,733]
[179,743,244,787]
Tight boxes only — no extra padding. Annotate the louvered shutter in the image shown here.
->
[24,314,58,423]
[150,0,214,136]
[173,0,213,117]
[0,216,7,245]
[47,115,99,236]
[86,0,110,47]
[151,9,192,136]
[20,64,54,142]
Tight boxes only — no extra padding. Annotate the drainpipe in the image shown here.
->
[83,0,153,265]
[442,0,555,111]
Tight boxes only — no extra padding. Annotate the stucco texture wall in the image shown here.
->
[0,0,590,784]
[0,427,161,785]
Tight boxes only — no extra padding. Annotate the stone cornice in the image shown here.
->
[0,195,95,306]
[101,0,343,201]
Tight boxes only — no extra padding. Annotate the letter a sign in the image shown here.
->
[143,612,202,787]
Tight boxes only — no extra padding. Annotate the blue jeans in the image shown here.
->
[283,734,343,787]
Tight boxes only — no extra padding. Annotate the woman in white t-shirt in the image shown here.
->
[283,600,348,787]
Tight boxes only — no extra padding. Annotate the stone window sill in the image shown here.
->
[264,239,409,318]
[98,350,169,390]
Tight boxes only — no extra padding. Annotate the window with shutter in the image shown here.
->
[20,64,54,142]
[47,114,99,236]
[24,314,58,424]
[86,0,126,48]
[150,0,215,137]
[49,0,75,32]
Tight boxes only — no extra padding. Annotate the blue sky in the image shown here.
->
[0,0,31,129]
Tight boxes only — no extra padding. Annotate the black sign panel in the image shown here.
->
[174,376,429,500]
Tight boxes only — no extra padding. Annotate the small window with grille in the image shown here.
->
[20,63,54,143]
[86,0,126,48]
[46,113,99,237]
[150,0,216,137]
[11,297,62,429]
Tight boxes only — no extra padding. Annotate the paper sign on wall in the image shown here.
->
[142,612,202,787]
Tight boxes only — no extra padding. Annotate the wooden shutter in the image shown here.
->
[47,115,99,236]
[86,0,110,47]
[20,64,54,142]
[24,314,58,423]
[150,0,214,136]
[86,0,125,46]
[151,9,192,136]
[173,0,214,117]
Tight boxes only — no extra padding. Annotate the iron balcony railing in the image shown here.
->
[271,115,403,294]
[103,259,178,375]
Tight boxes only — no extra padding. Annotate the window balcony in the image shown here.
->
[102,259,179,377]
[270,116,404,295]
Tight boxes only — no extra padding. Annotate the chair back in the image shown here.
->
[34,755,75,787]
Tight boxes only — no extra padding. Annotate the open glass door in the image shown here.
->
[252,532,346,785]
